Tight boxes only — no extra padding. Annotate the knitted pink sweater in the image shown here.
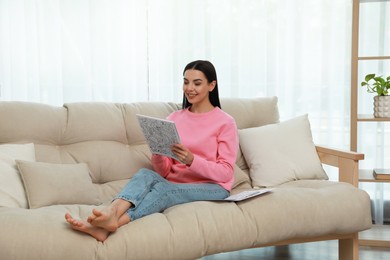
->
[151,107,238,191]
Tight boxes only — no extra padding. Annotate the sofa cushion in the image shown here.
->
[62,102,128,144]
[220,97,280,130]
[239,114,328,187]
[0,143,35,208]
[0,180,372,260]
[16,160,100,208]
[0,101,66,144]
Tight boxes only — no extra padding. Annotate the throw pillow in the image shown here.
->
[16,160,101,209]
[239,114,328,187]
[0,143,36,208]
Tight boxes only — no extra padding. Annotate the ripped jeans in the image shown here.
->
[115,168,229,221]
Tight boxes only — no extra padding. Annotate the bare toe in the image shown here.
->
[65,214,110,242]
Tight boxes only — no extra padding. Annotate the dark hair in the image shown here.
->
[181,60,221,109]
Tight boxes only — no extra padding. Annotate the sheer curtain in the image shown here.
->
[1,0,354,151]
[0,0,353,152]
[0,0,149,104]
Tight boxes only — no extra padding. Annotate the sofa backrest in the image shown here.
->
[0,97,279,200]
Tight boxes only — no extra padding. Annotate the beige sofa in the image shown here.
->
[0,97,371,260]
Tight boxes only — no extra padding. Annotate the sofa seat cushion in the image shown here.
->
[0,180,371,260]
[243,180,372,243]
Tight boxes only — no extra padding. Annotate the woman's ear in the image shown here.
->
[209,80,216,92]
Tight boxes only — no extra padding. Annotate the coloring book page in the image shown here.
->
[136,114,181,162]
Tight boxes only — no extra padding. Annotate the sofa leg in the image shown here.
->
[339,233,359,260]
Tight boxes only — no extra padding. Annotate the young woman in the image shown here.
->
[65,60,239,242]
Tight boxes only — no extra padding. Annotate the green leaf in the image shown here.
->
[374,77,385,84]
[365,73,375,81]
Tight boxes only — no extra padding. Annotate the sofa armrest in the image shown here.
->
[316,145,364,187]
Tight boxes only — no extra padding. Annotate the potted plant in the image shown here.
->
[361,73,390,118]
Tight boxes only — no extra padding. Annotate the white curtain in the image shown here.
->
[0,0,149,104]
[0,0,353,150]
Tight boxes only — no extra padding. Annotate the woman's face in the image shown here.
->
[183,69,215,106]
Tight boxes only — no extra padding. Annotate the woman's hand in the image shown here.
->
[171,144,194,166]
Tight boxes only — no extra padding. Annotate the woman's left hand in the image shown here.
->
[171,144,194,166]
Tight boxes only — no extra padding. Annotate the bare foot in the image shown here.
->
[65,213,110,242]
[87,207,119,232]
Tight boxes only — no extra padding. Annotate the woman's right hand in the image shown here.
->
[171,144,194,166]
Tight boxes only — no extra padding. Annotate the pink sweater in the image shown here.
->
[151,107,238,191]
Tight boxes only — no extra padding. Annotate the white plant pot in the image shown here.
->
[374,95,390,118]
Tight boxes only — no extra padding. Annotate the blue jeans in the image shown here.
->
[115,168,229,221]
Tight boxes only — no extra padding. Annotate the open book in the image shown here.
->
[136,114,181,161]
[223,188,272,202]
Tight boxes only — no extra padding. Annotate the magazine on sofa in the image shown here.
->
[136,114,181,162]
[223,189,272,202]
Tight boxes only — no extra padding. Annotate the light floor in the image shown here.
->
[199,241,390,260]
